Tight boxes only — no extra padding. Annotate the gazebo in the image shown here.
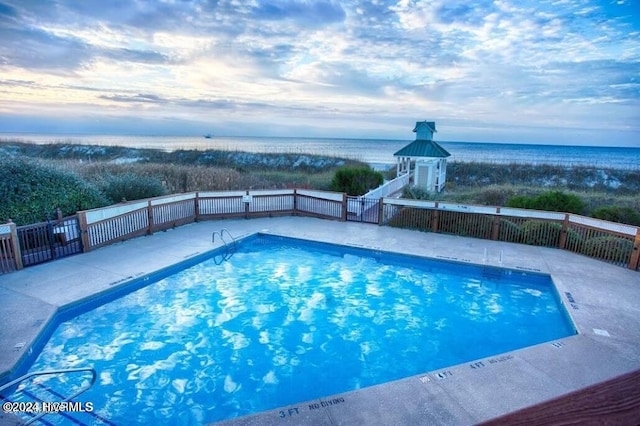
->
[394,121,451,193]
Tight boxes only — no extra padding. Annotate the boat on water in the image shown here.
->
[204,133,213,139]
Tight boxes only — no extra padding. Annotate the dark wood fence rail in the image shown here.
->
[381,198,640,270]
[197,191,245,220]
[76,189,344,252]
[2,190,639,273]
[0,223,21,273]
[0,215,83,272]
[151,194,197,232]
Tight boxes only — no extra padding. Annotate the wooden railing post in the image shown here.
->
[8,221,23,270]
[293,189,298,216]
[194,192,201,221]
[491,207,501,240]
[147,200,154,235]
[432,202,439,233]
[244,190,250,219]
[77,211,91,252]
[341,193,347,221]
[629,229,640,270]
[558,214,570,249]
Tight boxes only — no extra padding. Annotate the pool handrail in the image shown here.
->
[0,366,97,425]
[212,228,237,263]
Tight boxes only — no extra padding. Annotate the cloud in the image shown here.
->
[0,25,89,70]
[0,0,637,145]
[0,79,37,87]
[99,93,168,104]
[104,47,171,64]
[0,2,173,71]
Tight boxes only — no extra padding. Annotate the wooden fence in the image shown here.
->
[77,189,343,252]
[0,222,22,274]
[1,190,639,273]
[381,199,640,270]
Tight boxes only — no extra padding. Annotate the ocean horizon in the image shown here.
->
[1,133,638,170]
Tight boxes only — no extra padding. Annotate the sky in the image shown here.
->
[0,0,638,146]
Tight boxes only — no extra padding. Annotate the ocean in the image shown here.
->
[1,133,638,170]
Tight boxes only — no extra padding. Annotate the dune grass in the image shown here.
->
[0,140,364,191]
[417,161,640,215]
[403,183,640,223]
[0,142,361,224]
[446,161,640,195]
[2,141,638,225]
[45,160,341,193]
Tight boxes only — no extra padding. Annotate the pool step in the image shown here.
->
[1,382,115,426]
[482,266,502,280]
[36,383,116,425]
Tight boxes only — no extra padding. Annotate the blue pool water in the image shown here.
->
[7,234,575,424]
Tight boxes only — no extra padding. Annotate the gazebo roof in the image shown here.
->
[393,139,451,158]
[413,121,437,134]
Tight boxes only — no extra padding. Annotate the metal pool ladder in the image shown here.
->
[211,228,237,264]
[0,367,97,425]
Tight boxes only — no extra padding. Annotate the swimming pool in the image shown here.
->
[4,233,576,424]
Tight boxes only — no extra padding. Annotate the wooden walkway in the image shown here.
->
[481,369,640,425]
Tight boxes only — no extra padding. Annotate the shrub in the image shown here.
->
[498,219,522,243]
[535,191,585,214]
[381,166,397,181]
[387,207,432,231]
[99,173,166,203]
[402,186,434,200]
[507,191,585,214]
[520,221,562,247]
[0,157,108,225]
[437,212,494,238]
[582,236,633,264]
[330,166,383,196]
[475,187,513,206]
[591,206,640,226]
[564,229,585,251]
[506,195,534,210]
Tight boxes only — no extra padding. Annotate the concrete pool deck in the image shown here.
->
[1,216,639,425]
